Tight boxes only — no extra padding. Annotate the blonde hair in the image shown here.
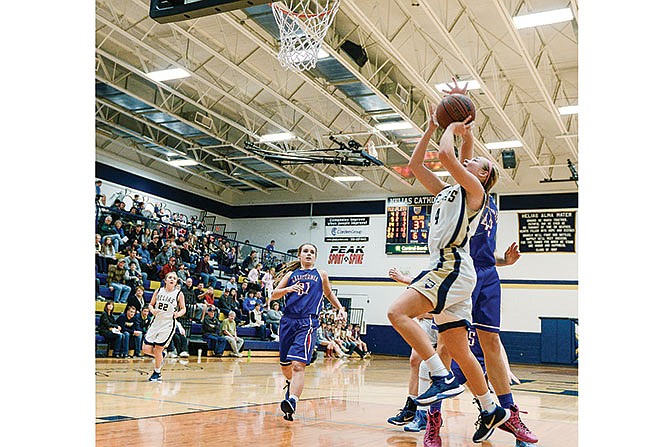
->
[482,159,499,194]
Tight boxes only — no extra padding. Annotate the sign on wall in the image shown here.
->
[324,216,369,242]
[518,211,576,253]
[385,196,434,254]
[327,245,366,265]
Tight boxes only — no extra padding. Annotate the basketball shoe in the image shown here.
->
[472,399,510,443]
[387,396,417,425]
[423,408,442,447]
[283,380,291,401]
[498,405,538,443]
[403,409,427,432]
[281,397,296,421]
[148,371,162,382]
[415,372,465,405]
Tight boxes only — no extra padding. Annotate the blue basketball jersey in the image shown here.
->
[283,268,324,317]
[470,195,498,268]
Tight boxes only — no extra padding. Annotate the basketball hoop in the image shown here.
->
[271,1,340,72]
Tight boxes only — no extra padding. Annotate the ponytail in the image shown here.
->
[272,243,317,287]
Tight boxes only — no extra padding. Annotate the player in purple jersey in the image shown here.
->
[466,194,538,443]
[270,243,347,421]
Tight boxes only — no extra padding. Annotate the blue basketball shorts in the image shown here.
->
[279,316,318,365]
[471,265,501,334]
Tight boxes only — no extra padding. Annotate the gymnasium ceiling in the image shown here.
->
[95,0,578,205]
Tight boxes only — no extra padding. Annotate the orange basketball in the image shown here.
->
[434,94,476,129]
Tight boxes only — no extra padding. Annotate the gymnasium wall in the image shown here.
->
[96,163,578,365]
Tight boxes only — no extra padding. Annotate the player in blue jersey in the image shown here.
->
[270,243,347,421]
[387,86,510,444]
[465,194,538,443]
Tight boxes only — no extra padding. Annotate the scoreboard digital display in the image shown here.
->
[385,196,434,254]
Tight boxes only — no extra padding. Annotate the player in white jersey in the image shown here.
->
[142,271,186,382]
[386,92,509,444]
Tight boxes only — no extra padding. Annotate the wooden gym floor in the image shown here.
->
[96,354,577,447]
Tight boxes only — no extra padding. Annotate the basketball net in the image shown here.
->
[271,1,340,72]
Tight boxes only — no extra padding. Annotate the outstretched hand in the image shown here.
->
[503,242,521,266]
[442,76,469,96]
[448,116,474,136]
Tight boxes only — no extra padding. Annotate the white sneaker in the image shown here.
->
[168,352,178,358]
[179,351,189,358]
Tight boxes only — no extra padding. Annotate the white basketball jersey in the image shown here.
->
[428,185,485,269]
[153,287,180,320]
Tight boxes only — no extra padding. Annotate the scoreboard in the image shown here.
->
[385,196,434,254]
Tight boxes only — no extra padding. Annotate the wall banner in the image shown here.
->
[324,216,370,242]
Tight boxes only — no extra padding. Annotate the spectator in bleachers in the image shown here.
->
[135,304,152,342]
[248,302,269,341]
[200,286,215,308]
[95,234,106,273]
[155,245,171,269]
[123,250,147,282]
[159,257,178,281]
[350,324,370,358]
[265,301,283,341]
[140,226,152,245]
[194,282,208,321]
[116,304,143,358]
[223,246,239,275]
[242,290,262,323]
[254,290,266,307]
[177,242,193,269]
[202,307,226,357]
[239,240,252,261]
[137,241,157,280]
[108,199,123,222]
[164,234,177,258]
[99,215,122,252]
[113,220,128,251]
[247,263,261,292]
[173,248,184,268]
[241,250,258,275]
[101,236,117,268]
[224,276,237,292]
[108,259,132,303]
[264,240,276,265]
[216,288,233,315]
[181,277,201,321]
[238,280,250,298]
[127,263,143,289]
[95,180,106,206]
[98,300,126,358]
[221,311,244,357]
[261,267,275,301]
[176,263,190,285]
[195,253,216,288]
[127,222,144,247]
[229,289,243,324]
[147,234,163,261]
[167,320,189,358]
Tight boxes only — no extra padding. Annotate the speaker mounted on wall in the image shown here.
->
[502,149,517,169]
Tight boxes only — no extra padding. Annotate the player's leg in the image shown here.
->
[387,348,420,425]
[438,325,509,443]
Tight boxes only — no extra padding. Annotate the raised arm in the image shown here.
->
[409,104,448,196]
[437,122,485,211]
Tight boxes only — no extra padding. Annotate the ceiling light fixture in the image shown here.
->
[168,158,198,167]
[484,140,523,150]
[333,175,364,182]
[147,67,191,82]
[259,132,295,143]
[513,8,574,30]
[558,105,579,115]
[375,121,413,131]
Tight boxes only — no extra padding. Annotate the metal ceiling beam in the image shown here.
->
[95,50,324,192]
[96,130,241,196]
[340,0,516,187]
[491,0,578,159]
[95,114,267,193]
[418,1,549,179]
[97,5,409,191]
[96,96,295,192]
